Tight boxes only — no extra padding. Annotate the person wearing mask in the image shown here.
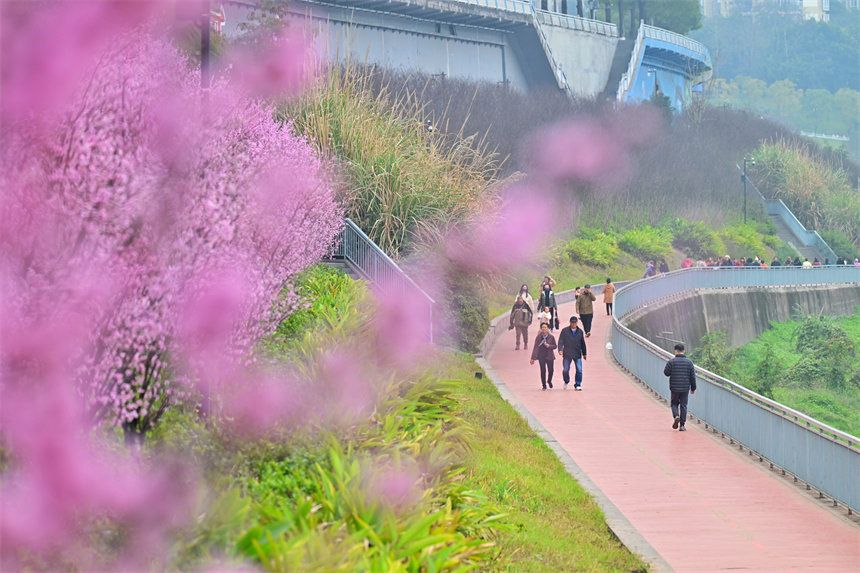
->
[557,316,587,390]
[530,322,557,391]
[516,283,534,313]
[539,283,558,332]
[576,284,597,337]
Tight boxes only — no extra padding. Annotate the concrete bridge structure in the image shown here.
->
[224,0,712,111]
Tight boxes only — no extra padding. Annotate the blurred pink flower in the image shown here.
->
[447,183,557,273]
[373,287,434,369]
[526,119,621,183]
[316,350,375,423]
[228,27,314,99]
[366,462,422,510]
[0,0,161,121]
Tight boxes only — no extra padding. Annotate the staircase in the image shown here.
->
[599,38,634,102]
[768,213,828,263]
[324,258,362,280]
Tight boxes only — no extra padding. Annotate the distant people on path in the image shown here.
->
[643,261,656,278]
[509,296,533,351]
[517,283,534,313]
[575,284,596,337]
[540,275,557,291]
[663,343,697,432]
[539,283,558,331]
[771,256,781,267]
[812,257,821,267]
[530,322,557,391]
[802,258,813,269]
[783,256,793,267]
[659,258,670,274]
[558,316,587,390]
[603,277,615,316]
[681,257,693,269]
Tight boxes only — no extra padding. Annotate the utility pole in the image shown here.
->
[742,156,755,225]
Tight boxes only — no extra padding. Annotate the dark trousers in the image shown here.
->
[605,302,613,315]
[548,307,556,331]
[515,326,528,348]
[580,313,593,334]
[539,359,554,389]
[671,390,689,424]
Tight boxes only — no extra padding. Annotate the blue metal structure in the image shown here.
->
[618,23,712,112]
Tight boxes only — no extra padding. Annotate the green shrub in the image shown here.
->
[444,269,490,353]
[820,229,858,261]
[719,223,765,256]
[617,226,673,260]
[563,230,620,267]
[667,218,724,259]
[691,331,734,376]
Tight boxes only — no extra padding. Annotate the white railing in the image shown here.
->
[616,20,646,101]
[533,9,618,36]
[528,1,571,92]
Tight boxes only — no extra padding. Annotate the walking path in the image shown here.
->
[485,299,860,572]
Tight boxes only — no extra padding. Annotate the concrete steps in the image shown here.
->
[599,38,635,102]
[324,258,362,280]
[768,213,827,263]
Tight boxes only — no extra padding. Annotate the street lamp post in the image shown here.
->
[742,156,755,224]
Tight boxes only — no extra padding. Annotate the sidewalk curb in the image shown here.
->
[475,352,673,573]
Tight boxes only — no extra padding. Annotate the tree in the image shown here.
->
[647,0,702,35]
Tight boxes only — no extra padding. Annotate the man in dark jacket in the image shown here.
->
[530,322,557,391]
[557,316,587,390]
[663,343,697,431]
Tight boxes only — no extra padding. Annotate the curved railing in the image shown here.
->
[612,266,860,513]
[447,0,532,14]
[642,23,710,61]
[616,20,646,101]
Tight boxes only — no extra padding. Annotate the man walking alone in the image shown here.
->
[663,343,697,431]
[558,316,587,390]
[576,284,597,337]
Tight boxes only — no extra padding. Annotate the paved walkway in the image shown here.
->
[487,299,860,572]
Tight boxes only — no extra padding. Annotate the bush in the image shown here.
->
[667,218,724,259]
[719,223,765,257]
[444,269,490,353]
[617,226,673,261]
[820,229,859,261]
[691,331,734,376]
[563,229,620,267]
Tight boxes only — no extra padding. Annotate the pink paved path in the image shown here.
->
[488,299,860,572]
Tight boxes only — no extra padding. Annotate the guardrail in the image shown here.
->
[616,20,646,101]
[449,0,532,14]
[528,2,571,91]
[642,23,710,61]
[533,9,618,36]
[612,266,860,513]
[743,171,839,263]
[333,218,435,342]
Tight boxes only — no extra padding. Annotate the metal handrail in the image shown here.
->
[448,0,532,14]
[611,266,860,512]
[616,20,646,101]
[742,168,839,263]
[334,218,435,342]
[528,1,571,92]
[642,23,710,60]
[533,8,618,37]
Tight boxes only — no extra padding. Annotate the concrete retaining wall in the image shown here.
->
[623,284,860,353]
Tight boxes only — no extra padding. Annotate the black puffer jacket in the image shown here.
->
[663,354,697,392]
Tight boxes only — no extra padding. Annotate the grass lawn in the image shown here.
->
[444,353,648,572]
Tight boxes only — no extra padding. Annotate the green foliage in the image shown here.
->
[563,228,620,267]
[667,218,725,259]
[691,331,734,376]
[820,229,859,261]
[442,269,490,353]
[617,225,673,261]
[726,309,860,436]
[719,223,766,257]
[284,65,499,257]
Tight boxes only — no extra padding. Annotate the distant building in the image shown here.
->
[802,0,830,20]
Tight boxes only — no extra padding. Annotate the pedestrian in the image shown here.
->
[603,277,615,316]
[530,322,557,391]
[802,258,813,269]
[557,316,587,390]
[576,284,596,337]
[643,261,655,278]
[663,343,697,432]
[539,283,558,331]
[659,258,669,274]
[508,296,533,351]
[681,257,693,268]
[536,305,552,327]
[540,275,557,291]
[784,256,792,266]
[771,256,781,267]
[516,283,535,313]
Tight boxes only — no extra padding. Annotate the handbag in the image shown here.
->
[554,316,559,330]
